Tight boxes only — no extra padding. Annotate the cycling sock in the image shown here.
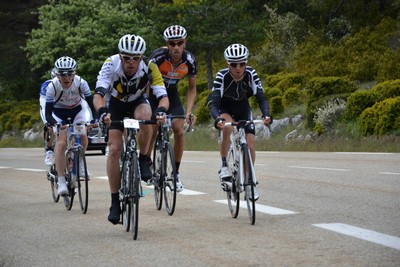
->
[222,157,227,167]
[111,192,119,203]
[175,161,181,173]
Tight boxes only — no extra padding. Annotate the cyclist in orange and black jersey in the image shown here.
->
[147,25,197,192]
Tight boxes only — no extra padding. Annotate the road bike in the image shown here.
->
[115,118,154,240]
[220,120,264,225]
[152,114,186,215]
[55,120,98,214]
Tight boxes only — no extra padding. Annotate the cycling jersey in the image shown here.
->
[45,75,94,125]
[95,54,167,102]
[45,75,91,108]
[150,47,197,88]
[149,47,197,112]
[210,66,270,121]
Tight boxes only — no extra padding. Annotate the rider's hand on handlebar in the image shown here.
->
[214,117,225,130]
[262,115,272,126]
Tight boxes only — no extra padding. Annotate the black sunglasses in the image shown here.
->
[229,62,246,68]
[58,71,75,77]
[168,40,184,47]
[121,54,141,62]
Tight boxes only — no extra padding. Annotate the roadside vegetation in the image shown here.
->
[0,1,399,152]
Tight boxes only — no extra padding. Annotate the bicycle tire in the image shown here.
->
[243,145,256,225]
[121,153,131,232]
[163,143,177,216]
[130,153,140,240]
[64,153,75,210]
[152,138,163,210]
[49,164,60,203]
[226,148,240,218]
[76,147,89,214]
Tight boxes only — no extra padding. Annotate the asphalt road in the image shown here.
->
[1,148,399,266]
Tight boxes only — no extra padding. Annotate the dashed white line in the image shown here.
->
[14,168,45,172]
[214,200,297,215]
[313,223,400,250]
[289,166,350,172]
[379,172,400,176]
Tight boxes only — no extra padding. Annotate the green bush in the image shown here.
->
[194,90,212,124]
[282,87,305,107]
[270,96,284,116]
[358,96,400,136]
[344,90,380,120]
[305,77,357,128]
[0,100,40,136]
[265,87,283,99]
[371,79,400,100]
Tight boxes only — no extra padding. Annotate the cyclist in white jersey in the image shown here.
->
[211,44,272,201]
[45,56,96,196]
[40,68,91,166]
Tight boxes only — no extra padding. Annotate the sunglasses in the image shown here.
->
[229,62,247,68]
[121,54,142,62]
[58,71,75,77]
[168,40,184,47]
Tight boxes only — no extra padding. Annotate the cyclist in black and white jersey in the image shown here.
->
[45,56,96,196]
[210,44,272,201]
[93,34,169,225]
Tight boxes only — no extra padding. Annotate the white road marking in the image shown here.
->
[289,166,349,172]
[214,200,297,215]
[95,176,108,180]
[334,152,394,155]
[379,172,400,175]
[179,189,205,195]
[14,168,45,172]
[183,160,205,163]
[0,166,11,169]
[313,223,400,250]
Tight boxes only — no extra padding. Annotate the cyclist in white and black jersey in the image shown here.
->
[211,44,272,201]
[45,56,96,196]
[93,34,169,225]
[40,68,92,166]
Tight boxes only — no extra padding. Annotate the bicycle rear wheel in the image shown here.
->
[76,147,89,214]
[163,143,177,216]
[130,153,140,240]
[121,153,131,232]
[64,153,75,210]
[226,148,239,218]
[48,164,60,203]
[152,139,163,210]
[243,145,256,225]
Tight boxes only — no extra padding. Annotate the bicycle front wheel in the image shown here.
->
[49,164,60,203]
[152,140,163,210]
[130,153,140,240]
[227,148,239,218]
[163,143,177,216]
[121,153,131,232]
[64,153,75,210]
[243,145,256,225]
[76,147,89,214]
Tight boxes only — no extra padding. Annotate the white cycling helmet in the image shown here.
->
[163,25,187,41]
[54,56,77,72]
[224,44,249,63]
[51,68,57,78]
[118,34,146,55]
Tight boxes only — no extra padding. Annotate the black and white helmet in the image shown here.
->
[163,25,187,41]
[118,34,146,55]
[54,56,77,72]
[224,44,249,63]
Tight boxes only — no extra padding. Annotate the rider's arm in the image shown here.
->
[186,75,196,116]
[80,79,97,119]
